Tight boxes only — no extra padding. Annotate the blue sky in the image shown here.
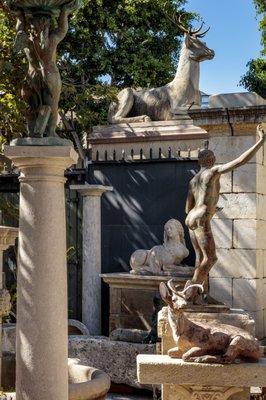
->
[185,0,262,95]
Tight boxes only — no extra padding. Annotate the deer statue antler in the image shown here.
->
[167,279,181,294]
[164,6,211,38]
[180,283,204,296]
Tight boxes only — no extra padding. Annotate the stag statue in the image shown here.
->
[159,280,261,364]
[108,15,214,124]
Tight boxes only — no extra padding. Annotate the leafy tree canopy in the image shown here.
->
[0,0,194,145]
[240,0,266,98]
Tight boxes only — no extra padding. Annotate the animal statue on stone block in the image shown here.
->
[185,124,266,303]
[160,280,261,364]
[130,219,192,276]
[108,15,214,124]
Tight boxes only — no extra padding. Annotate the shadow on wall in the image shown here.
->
[88,160,199,335]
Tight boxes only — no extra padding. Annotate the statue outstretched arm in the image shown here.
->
[215,125,265,175]
[51,0,78,43]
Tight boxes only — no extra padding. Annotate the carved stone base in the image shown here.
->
[163,384,247,400]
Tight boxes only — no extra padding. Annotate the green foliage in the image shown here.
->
[0,5,26,143]
[240,0,266,98]
[0,0,193,142]
[60,0,193,131]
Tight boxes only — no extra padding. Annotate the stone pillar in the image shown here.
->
[0,227,18,386]
[4,145,78,400]
[70,185,112,335]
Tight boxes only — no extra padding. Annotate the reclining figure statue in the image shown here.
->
[108,15,214,124]
[160,280,261,364]
[130,219,192,276]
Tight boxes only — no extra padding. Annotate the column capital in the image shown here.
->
[4,145,78,183]
[70,184,113,197]
[0,226,18,251]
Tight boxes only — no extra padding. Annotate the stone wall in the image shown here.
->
[208,132,266,339]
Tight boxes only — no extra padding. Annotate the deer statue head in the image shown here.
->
[160,280,204,313]
[178,16,214,62]
[166,9,215,63]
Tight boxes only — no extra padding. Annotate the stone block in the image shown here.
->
[233,220,266,249]
[137,355,266,387]
[219,170,232,193]
[232,278,264,312]
[249,310,264,339]
[214,193,256,219]
[257,194,266,220]
[209,277,233,307]
[209,136,263,165]
[233,164,256,193]
[257,164,266,195]
[68,336,155,388]
[210,249,260,279]
[211,219,233,249]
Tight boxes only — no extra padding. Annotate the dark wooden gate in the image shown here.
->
[87,158,199,334]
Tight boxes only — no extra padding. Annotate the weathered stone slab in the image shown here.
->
[68,336,155,388]
[233,164,256,193]
[209,248,261,279]
[209,92,266,108]
[211,219,233,249]
[233,220,266,250]
[209,277,233,307]
[209,136,263,165]
[109,329,148,343]
[214,193,256,219]
[91,119,208,145]
[137,354,266,387]
[232,278,264,312]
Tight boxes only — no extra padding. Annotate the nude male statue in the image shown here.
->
[185,124,265,301]
[14,1,77,137]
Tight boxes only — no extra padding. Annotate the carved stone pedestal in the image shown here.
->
[137,355,266,400]
[101,273,192,332]
[163,384,246,400]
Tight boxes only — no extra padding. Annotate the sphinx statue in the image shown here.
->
[108,15,214,124]
[130,219,193,276]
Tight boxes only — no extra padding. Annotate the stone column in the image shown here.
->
[0,226,18,386]
[70,185,112,335]
[4,145,78,400]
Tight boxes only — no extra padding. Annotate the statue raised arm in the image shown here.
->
[185,125,265,302]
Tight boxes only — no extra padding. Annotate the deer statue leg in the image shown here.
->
[182,347,206,361]
[168,346,182,358]
[108,88,151,123]
[222,336,260,364]
[183,347,225,364]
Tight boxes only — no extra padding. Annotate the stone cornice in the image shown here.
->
[70,184,113,197]
[0,226,18,250]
